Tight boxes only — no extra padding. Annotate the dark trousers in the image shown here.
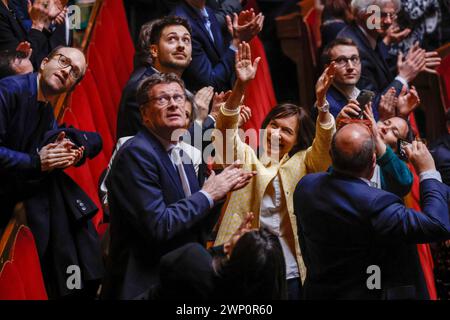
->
[287,277,303,300]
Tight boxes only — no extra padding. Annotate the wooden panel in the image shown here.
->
[276,12,317,109]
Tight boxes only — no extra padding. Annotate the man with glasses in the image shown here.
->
[102,73,255,300]
[337,0,441,99]
[0,46,104,298]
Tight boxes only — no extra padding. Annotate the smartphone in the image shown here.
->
[397,138,411,161]
[356,90,375,119]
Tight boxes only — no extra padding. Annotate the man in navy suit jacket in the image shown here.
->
[294,122,450,299]
[0,46,104,298]
[103,73,255,300]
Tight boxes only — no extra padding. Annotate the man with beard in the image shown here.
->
[116,16,194,140]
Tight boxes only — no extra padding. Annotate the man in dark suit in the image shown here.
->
[117,16,191,140]
[170,0,262,92]
[294,122,450,299]
[337,0,440,96]
[117,15,220,142]
[0,46,104,298]
[103,73,255,300]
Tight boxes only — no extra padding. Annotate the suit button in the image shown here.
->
[76,199,81,204]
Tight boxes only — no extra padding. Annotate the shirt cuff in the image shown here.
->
[199,190,215,209]
[395,76,409,89]
[318,113,335,130]
[419,170,442,183]
[229,44,238,52]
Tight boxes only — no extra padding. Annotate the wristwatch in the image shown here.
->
[317,100,330,113]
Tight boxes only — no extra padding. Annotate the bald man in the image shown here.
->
[293,123,450,300]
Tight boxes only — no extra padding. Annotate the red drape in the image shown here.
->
[0,226,47,300]
[62,0,135,233]
[403,114,438,300]
[242,37,277,135]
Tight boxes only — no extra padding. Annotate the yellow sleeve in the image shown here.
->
[304,115,336,173]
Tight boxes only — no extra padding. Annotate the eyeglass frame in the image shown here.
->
[380,12,397,20]
[330,55,361,68]
[148,93,187,107]
[52,53,82,80]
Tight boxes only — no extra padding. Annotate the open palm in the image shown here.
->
[235,42,260,83]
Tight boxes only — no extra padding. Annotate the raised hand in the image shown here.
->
[378,87,397,121]
[397,42,426,83]
[336,99,361,124]
[237,105,252,128]
[15,41,32,59]
[423,51,441,75]
[404,140,436,174]
[316,62,336,105]
[235,42,260,84]
[194,86,214,121]
[226,10,264,43]
[363,103,386,156]
[397,85,420,118]
[210,90,232,120]
[383,24,411,45]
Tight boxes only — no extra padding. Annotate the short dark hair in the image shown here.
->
[261,103,315,155]
[321,37,358,65]
[0,50,18,79]
[136,73,186,107]
[331,125,375,175]
[149,16,192,46]
[213,228,288,300]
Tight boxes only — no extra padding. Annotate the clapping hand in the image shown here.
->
[397,85,420,118]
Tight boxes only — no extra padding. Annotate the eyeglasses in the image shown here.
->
[53,53,82,79]
[331,55,361,68]
[150,93,186,106]
[380,12,397,20]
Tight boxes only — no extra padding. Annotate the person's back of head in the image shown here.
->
[331,122,376,179]
[214,228,288,300]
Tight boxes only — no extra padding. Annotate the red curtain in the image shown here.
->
[242,37,277,136]
[404,114,438,300]
[62,0,135,233]
[0,226,48,300]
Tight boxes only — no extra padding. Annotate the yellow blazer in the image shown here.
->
[213,105,336,282]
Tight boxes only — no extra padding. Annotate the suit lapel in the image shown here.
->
[184,2,222,58]
[142,130,185,198]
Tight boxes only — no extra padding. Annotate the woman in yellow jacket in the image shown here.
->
[213,42,337,299]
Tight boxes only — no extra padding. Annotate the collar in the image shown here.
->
[36,74,47,103]
[148,128,179,152]
[332,83,360,100]
[357,24,377,50]
[359,177,371,186]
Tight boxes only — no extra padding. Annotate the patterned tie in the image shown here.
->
[171,146,192,197]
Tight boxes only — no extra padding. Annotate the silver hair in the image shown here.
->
[350,0,401,16]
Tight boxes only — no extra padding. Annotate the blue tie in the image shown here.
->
[200,9,215,42]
